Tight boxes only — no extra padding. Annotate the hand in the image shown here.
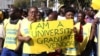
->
[24,36,31,42]
[14,46,19,52]
[73,27,83,42]
[73,27,78,39]
[94,18,99,23]
[92,18,98,28]
[55,48,62,53]
[73,27,78,35]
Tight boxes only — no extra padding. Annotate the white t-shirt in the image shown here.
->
[0,23,4,38]
[57,15,66,20]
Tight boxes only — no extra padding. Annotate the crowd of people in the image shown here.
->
[0,4,99,56]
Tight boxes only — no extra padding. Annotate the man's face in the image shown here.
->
[28,8,38,20]
[36,12,41,20]
[65,11,74,19]
[86,8,93,16]
[77,13,84,22]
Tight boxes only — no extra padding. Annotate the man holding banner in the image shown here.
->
[28,7,78,56]
[63,7,79,56]
[17,6,47,56]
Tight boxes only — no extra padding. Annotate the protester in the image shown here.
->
[89,11,100,56]
[0,11,4,55]
[64,7,79,56]
[44,9,53,21]
[84,7,98,56]
[88,18,98,56]
[0,3,98,56]
[44,11,65,56]
[47,11,58,21]
[75,11,92,56]
[21,9,28,19]
[57,6,66,20]
[17,6,47,56]
[36,11,44,21]
[2,9,9,19]
[1,7,22,56]
[84,7,94,23]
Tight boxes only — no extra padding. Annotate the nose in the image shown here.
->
[70,15,73,19]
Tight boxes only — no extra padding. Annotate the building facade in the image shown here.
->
[0,0,14,9]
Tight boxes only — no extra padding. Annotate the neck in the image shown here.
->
[81,21,86,25]
[60,13,64,16]
[27,16,37,22]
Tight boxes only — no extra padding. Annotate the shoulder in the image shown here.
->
[17,19,22,24]
[4,18,9,23]
[74,22,80,27]
[20,18,27,23]
[3,18,10,25]
[21,18,28,22]
[86,23,92,26]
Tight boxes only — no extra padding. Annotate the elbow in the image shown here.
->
[17,35,24,42]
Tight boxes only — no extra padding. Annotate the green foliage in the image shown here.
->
[58,0,64,4]
[59,0,91,7]
[14,0,30,8]
[14,0,47,8]
[13,0,91,9]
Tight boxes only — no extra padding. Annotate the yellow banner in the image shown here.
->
[91,0,100,10]
[29,19,75,53]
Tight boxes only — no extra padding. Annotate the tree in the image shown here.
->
[14,0,49,8]
[14,0,30,8]
[59,0,91,9]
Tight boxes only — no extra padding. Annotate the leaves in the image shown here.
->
[13,0,91,9]
[14,0,30,8]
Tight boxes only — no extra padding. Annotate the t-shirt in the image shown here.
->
[57,16,66,20]
[0,23,4,38]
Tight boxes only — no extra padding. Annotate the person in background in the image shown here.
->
[47,11,58,21]
[88,18,98,56]
[36,11,44,21]
[88,11,100,56]
[40,1,49,18]
[1,7,22,56]
[21,9,28,18]
[57,6,66,20]
[75,11,92,56]
[90,10,98,56]
[44,9,53,21]
[84,7,94,23]
[84,7,97,56]
[64,7,80,56]
[17,8,23,20]
[0,11,4,55]
[2,9,9,19]
[64,7,75,19]
[70,4,78,23]
[45,11,64,56]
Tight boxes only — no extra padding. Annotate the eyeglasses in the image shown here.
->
[77,16,83,17]
[29,11,38,13]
